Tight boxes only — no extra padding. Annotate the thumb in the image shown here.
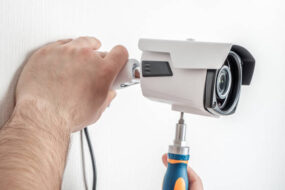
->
[162,153,168,167]
[104,45,129,79]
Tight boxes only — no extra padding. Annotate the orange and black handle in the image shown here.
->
[163,153,189,190]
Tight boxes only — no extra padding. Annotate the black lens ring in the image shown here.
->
[215,51,242,115]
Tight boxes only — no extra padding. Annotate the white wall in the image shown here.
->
[1,0,285,189]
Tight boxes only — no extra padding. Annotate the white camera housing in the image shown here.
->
[138,39,255,117]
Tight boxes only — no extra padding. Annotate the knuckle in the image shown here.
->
[77,36,89,42]
[56,39,64,43]
[36,47,49,55]
[60,45,74,53]
[57,38,72,44]
[114,45,128,57]
[92,53,103,62]
[78,47,93,57]
[35,45,55,56]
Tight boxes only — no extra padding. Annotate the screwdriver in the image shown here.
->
[163,112,190,190]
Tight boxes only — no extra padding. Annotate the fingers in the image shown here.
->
[162,153,168,166]
[188,167,204,190]
[56,39,73,45]
[162,154,204,190]
[95,51,108,58]
[66,36,101,50]
[41,38,73,49]
[104,45,128,77]
[91,90,116,123]
[98,90,117,114]
[105,90,116,106]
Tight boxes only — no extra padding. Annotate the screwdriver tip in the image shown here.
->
[179,112,184,124]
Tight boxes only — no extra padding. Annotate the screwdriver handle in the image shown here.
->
[163,153,189,190]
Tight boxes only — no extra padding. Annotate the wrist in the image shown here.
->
[11,98,71,139]
[0,99,71,189]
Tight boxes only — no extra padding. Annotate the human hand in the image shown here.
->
[16,37,128,132]
[162,154,204,190]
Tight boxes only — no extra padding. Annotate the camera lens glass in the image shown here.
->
[216,66,232,99]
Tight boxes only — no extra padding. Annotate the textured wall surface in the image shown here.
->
[0,0,285,189]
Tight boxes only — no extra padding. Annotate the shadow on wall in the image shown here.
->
[0,50,36,128]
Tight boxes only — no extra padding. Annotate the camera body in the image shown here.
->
[138,39,255,117]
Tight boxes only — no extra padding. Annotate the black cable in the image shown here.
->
[83,127,97,190]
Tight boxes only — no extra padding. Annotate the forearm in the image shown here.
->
[0,37,126,189]
[0,100,70,190]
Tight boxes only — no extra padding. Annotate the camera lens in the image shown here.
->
[216,66,232,99]
[204,51,243,116]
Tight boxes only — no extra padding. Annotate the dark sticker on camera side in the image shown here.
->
[142,61,173,77]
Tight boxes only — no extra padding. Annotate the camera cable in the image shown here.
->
[81,127,97,190]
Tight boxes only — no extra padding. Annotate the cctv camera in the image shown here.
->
[138,39,255,117]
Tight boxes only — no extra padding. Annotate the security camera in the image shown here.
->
[136,39,255,117]
[109,38,255,190]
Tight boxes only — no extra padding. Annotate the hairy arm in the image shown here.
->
[0,37,128,190]
[0,100,70,190]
